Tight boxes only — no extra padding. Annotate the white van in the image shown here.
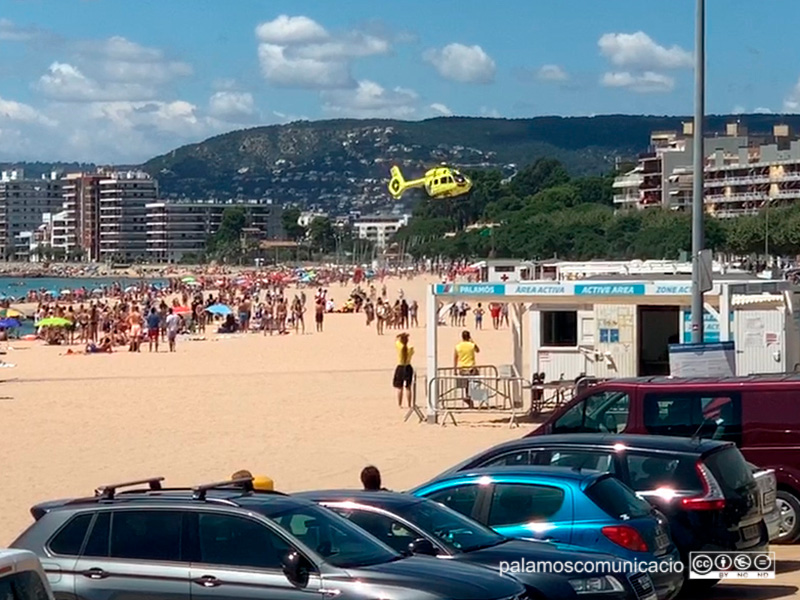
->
[0,549,54,600]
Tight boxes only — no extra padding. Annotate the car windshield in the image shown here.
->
[394,499,505,553]
[261,502,400,568]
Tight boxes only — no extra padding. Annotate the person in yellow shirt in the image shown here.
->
[454,330,480,406]
[393,332,414,407]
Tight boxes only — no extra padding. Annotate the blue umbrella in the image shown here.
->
[0,318,20,328]
[206,303,232,316]
[45,290,58,296]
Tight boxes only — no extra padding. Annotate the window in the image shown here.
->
[704,447,754,497]
[109,511,182,562]
[197,514,288,570]
[425,485,480,518]
[337,510,418,555]
[0,571,50,600]
[625,453,702,492]
[83,512,110,557]
[544,450,616,474]
[482,450,531,467]
[394,500,503,553]
[552,391,630,434]
[642,393,741,444]
[488,484,565,527]
[585,476,651,519]
[541,311,577,346]
[48,513,93,555]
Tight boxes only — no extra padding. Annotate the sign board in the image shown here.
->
[434,281,717,297]
[669,342,736,377]
[682,309,731,343]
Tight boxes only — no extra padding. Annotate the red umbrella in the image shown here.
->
[174,306,192,315]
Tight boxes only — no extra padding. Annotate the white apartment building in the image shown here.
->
[0,169,64,260]
[614,123,800,217]
[146,200,284,263]
[98,171,157,262]
[354,213,410,248]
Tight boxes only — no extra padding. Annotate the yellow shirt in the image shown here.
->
[455,341,477,368]
[396,341,415,366]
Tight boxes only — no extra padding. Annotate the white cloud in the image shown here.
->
[423,43,496,84]
[537,64,568,82]
[0,18,47,42]
[784,78,800,112]
[754,106,772,114]
[598,32,693,70]
[74,36,192,85]
[208,91,257,122]
[480,106,501,118]
[732,105,746,114]
[36,62,157,102]
[255,15,329,45]
[601,71,675,93]
[322,80,418,118]
[0,96,55,126]
[255,15,390,90]
[430,102,453,116]
[258,43,353,89]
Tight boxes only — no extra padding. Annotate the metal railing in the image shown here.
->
[424,374,530,427]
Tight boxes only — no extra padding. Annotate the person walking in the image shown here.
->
[393,332,414,408]
[165,307,180,352]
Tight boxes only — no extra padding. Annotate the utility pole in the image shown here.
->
[690,0,706,343]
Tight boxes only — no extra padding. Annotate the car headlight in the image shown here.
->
[569,575,624,594]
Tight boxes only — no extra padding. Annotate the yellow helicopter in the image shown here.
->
[388,164,472,200]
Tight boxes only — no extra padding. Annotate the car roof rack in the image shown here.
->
[95,477,165,500]
[192,477,255,501]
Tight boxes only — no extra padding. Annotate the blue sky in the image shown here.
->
[1,0,799,163]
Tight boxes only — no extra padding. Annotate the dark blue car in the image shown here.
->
[410,467,683,599]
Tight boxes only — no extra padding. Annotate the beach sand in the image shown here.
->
[0,274,531,543]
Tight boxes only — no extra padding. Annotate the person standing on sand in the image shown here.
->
[165,307,180,352]
[393,332,414,408]
[128,306,142,352]
[473,303,485,330]
[454,330,479,407]
[146,307,160,352]
[315,299,324,332]
[360,465,387,491]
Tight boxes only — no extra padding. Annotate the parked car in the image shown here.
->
[0,549,55,600]
[300,489,669,600]
[430,433,768,581]
[11,477,527,600]
[751,465,780,541]
[409,467,682,599]
[524,374,800,542]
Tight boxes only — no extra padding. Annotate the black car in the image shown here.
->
[430,434,768,580]
[11,477,527,600]
[300,489,665,600]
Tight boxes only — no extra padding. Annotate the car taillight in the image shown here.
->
[601,525,649,552]
[680,461,726,511]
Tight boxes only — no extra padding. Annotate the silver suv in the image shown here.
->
[11,477,527,600]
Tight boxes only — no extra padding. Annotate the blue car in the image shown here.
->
[410,467,683,600]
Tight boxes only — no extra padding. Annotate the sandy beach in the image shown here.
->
[0,274,527,543]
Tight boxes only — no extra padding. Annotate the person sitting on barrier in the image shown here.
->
[393,332,415,408]
[454,330,479,408]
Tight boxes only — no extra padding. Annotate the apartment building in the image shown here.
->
[61,172,105,261]
[354,213,410,248]
[614,122,800,217]
[98,171,157,262]
[146,200,283,263]
[0,169,64,260]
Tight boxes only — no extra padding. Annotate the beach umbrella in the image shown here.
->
[186,281,201,287]
[124,285,137,293]
[60,289,72,295]
[3,308,23,319]
[92,288,104,295]
[181,276,196,283]
[205,304,232,316]
[0,318,20,328]
[45,290,58,296]
[37,316,72,327]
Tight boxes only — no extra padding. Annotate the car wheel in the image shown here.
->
[775,490,800,544]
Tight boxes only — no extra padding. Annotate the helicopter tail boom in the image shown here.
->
[388,166,425,199]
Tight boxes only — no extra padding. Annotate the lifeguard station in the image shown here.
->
[416,272,800,426]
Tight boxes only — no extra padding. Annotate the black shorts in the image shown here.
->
[393,364,414,389]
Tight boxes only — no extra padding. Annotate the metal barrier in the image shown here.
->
[423,373,530,427]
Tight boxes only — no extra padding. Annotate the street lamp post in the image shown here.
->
[690,0,706,344]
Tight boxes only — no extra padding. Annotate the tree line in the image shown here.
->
[393,158,795,260]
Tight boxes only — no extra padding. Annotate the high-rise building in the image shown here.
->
[98,171,158,262]
[0,169,64,260]
[61,172,105,261]
[146,200,284,263]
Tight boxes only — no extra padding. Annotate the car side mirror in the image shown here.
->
[282,550,310,588]
[408,537,438,556]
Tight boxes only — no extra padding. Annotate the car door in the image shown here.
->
[479,482,573,543]
[422,483,488,521]
[187,511,322,600]
[72,509,190,600]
